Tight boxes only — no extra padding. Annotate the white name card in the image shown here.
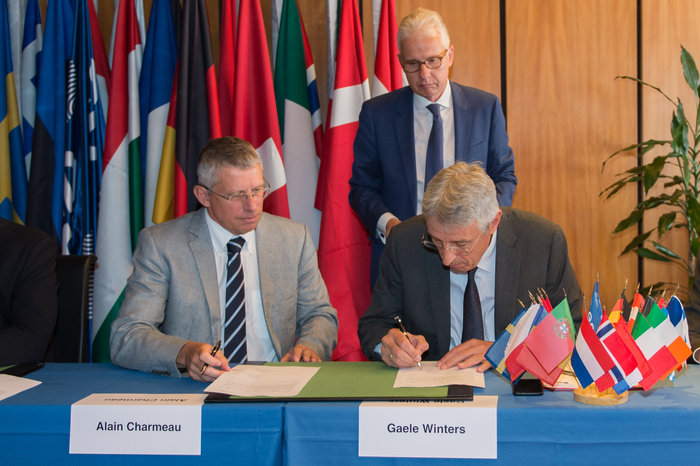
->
[70,393,208,455]
[358,396,498,459]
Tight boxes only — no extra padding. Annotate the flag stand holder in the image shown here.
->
[573,385,628,405]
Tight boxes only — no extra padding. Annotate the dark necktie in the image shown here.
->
[424,103,444,189]
[223,237,247,363]
[462,268,484,342]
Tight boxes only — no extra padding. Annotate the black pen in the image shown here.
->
[394,316,422,368]
[200,340,221,375]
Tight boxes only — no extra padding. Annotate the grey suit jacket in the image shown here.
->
[357,208,582,361]
[110,209,338,376]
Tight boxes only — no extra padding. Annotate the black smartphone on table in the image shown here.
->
[512,376,543,396]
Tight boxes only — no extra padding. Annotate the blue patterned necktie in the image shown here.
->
[224,237,247,363]
[462,268,484,341]
[424,103,444,189]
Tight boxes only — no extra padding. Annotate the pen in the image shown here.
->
[394,316,422,368]
[200,340,221,375]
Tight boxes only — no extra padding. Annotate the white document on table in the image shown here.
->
[204,365,319,397]
[393,361,485,388]
[0,374,41,401]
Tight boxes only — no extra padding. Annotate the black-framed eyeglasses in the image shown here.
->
[400,49,448,73]
[421,230,483,256]
[201,183,270,203]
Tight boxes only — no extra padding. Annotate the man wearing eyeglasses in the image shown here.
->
[111,137,338,381]
[350,7,517,286]
[357,163,581,370]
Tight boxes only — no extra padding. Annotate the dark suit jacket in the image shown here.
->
[350,82,517,282]
[357,208,582,361]
[0,218,58,364]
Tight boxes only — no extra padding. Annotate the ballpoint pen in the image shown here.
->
[394,316,422,368]
[200,340,222,375]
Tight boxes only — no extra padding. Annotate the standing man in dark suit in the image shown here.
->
[358,163,581,371]
[0,219,58,364]
[350,7,517,284]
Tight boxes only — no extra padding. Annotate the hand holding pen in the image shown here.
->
[200,340,221,375]
[394,316,423,369]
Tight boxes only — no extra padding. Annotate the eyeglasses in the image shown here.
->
[202,184,270,203]
[421,230,483,256]
[401,49,449,73]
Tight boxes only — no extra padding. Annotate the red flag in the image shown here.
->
[218,0,235,136]
[232,0,289,217]
[317,0,372,361]
[371,0,403,97]
[87,0,110,120]
[173,0,221,217]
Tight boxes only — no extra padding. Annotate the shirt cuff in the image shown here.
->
[376,213,398,245]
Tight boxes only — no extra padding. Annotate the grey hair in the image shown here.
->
[197,136,262,187]
[397,7,450,54]
[422,162,500,233]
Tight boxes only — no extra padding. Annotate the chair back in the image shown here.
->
[47,255,96,362]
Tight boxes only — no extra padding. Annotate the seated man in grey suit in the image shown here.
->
[111,137,338,381]
[358,162,582,371]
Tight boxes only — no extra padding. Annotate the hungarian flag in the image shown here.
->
[172,0,220,216]
[371,0,404,97]
[25,0,73,241]
[92,0,143,362]
[62,0,105,255]
[317,0,371,361]
[232,0,289,217]
[627,291,645,331]
[139,0,177,227]
[0,0,25,223]
[20,0,42,177]
[274,0,323,242]
[217,0,235,137]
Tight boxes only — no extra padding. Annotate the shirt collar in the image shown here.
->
[477,228,498,273]
[204,209,256,252]
[413,80,453,111]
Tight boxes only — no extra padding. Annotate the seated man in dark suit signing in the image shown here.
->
[358,162,582,370]
[111,137,338,381]
[0,218,58,365]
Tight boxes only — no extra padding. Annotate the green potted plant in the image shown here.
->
[601,46,700,293]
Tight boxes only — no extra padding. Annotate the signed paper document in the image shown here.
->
[0,374,41,401]
[204,365,320,397]
[393,361,485,388]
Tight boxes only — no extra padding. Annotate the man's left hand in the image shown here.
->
[436,339,493,372]
[281,344,321,362]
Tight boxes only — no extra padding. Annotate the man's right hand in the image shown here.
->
[380,328,429,368]
[176,341,230,382]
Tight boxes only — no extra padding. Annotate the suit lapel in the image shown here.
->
[188,209,221,339]
[252,214,282,357]
[494,208,521,334]
[393,88,418,212]
[451,83,475,162]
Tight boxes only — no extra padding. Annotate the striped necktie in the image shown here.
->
[223,237,247,363]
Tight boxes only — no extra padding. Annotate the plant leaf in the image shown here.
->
[614,209,644,233]
[671,101,689,157]
[620,231,653,255]
[643,156,666,192]
[636,248,673,262]
[687,195,700,231]
[657,212,676,235]
[681,45,700,97]
[652,241,681,259]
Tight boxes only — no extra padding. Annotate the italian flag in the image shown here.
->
[630,312,678,390]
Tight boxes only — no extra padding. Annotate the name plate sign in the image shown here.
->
[70,393,207,455]
[358,396,498,459]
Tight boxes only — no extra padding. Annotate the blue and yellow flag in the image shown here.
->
[0,0,26,222]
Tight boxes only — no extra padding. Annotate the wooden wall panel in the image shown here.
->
[641,0,700,295]
[506,0,638,306]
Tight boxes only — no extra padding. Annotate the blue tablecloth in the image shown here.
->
[284,367,700,465]
[3,363,700,465]
[0,363,283,465]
